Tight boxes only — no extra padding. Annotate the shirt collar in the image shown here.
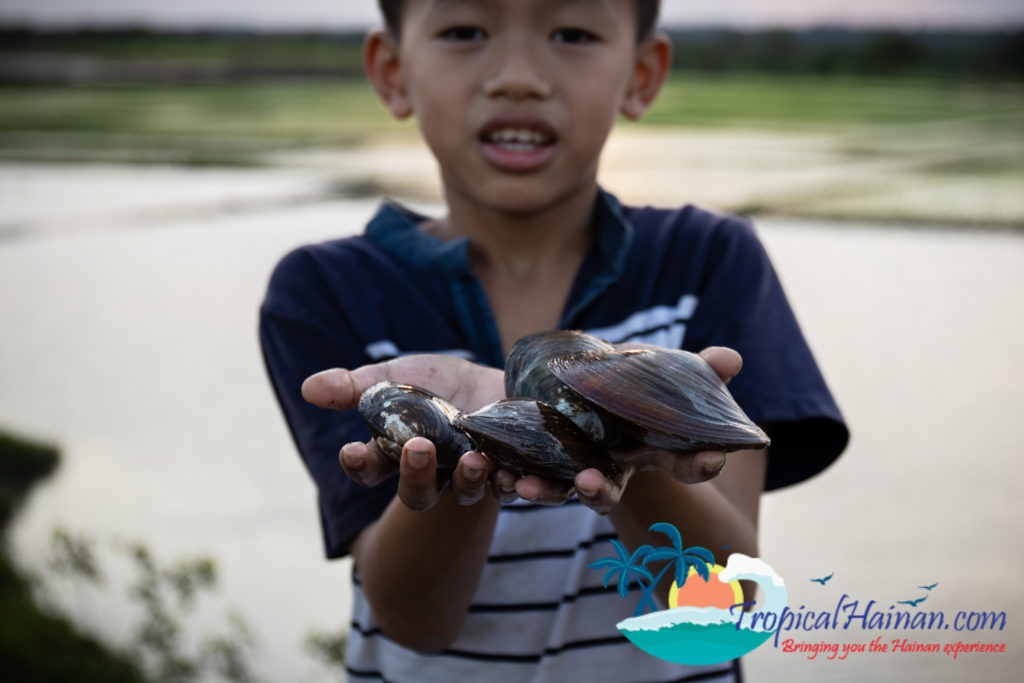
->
[562,190,632,326]
[365,202,471,274]
[365,189,633,281]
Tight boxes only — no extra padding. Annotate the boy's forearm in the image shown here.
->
[608,449,766,604]
[351,489,501,652]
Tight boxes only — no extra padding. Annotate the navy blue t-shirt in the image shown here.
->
[260,190,848,559]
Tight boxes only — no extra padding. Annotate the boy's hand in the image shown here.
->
[302,354,506,414]
[302,346,745,514]
[338,437,498,510]
[508,346,744,514]
[302,355,507,510]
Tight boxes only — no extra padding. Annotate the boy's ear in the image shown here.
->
[364,29,413,119]
[621,33,672,121]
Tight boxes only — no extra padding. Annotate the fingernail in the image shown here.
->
[464,466,483,483]
[577,484,597,497]
[408,449,430,469]
[703,453,727,476]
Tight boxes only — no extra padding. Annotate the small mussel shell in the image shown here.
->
[357,381,473,474]
[504,330,619,446]
[453,399,621,480]
[548,348,770,452]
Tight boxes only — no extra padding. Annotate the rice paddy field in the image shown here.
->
[1,71,1022,227]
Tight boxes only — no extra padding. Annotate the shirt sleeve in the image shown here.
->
[259,245,398,559]
[684,217,849,490]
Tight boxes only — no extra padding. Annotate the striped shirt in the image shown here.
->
[346,500,740,683]
[260,190,847,681]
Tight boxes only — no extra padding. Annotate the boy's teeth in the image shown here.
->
[488,128,551,146]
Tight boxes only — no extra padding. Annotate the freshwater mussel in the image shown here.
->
[357,382,472,479]
[356,330,770,481]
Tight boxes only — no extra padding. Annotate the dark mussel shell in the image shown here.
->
[548,348,770,452]
[357,381,473,475]
[453,399,621,480]
[504,330,620,447]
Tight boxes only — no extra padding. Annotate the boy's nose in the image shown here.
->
[482,47,552,100]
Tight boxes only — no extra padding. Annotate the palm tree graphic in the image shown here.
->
[590,522,715,616]
[589,540,655,615]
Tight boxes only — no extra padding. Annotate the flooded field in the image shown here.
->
[1,160,1022,681]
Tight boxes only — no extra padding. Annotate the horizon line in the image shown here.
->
[1,19,1021,33]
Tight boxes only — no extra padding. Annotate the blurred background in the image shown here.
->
[0,1,1022,681]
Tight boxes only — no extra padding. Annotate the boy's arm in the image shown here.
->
[349,447,503,652]
[608,451,765,605]
[303,357,511,651]
[302,350,752,650]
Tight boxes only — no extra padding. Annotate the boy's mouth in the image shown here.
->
[481,127,555,152]
[478,119,558,171]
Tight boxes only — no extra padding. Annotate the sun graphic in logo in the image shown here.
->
[668,564,744,610]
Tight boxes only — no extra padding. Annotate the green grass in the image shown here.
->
[3,74,1021,139]
[0,80,410,164]
[0,74,1020,166]
[0,81,399,141]
[645,73,1024,128]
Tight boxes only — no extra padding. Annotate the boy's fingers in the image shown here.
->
[514,475,576,505]
[451,451,493,506]
[698,346,743,383]
[491,469,520,503]
[652,450,727,484]
[303,368,370,410]
[397,437,442,511]
[339,441,396,487]
[302,361,409,410]
[609,445,725,484]
[512,469,628,512]
[574,469,624,515]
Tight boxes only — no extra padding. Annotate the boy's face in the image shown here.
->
[367,0,668,217]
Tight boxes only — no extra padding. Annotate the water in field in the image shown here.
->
[1,162,1022,682]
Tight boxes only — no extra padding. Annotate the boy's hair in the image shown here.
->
[378,0,661,42]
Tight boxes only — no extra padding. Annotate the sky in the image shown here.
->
[1,0,1022,30]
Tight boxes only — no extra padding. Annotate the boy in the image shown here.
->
[261,1,848,681]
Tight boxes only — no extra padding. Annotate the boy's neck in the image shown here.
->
[427,184,600,353]
[432,184,597,280]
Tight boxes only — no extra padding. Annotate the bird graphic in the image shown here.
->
[897,596,928,607]
[810,572,834,586]
[918,582,938,591]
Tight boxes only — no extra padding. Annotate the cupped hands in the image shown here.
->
[301,347,743,514]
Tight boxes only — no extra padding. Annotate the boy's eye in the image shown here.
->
[439,26,487,41]
[551,28,597,44]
